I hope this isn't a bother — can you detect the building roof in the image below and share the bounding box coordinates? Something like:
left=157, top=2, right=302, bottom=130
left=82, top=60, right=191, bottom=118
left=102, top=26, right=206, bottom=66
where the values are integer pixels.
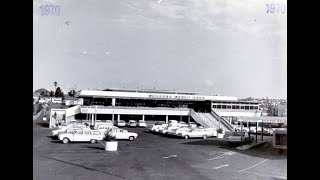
left=103, top=88, right=200, bottom=95
left=76, top=89, right=238, bottom=101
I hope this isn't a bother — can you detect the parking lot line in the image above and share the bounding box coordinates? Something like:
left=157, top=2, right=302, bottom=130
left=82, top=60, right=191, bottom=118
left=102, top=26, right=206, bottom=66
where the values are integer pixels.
left=238, top=157, right=271, bottom=173
left=163, top=155, right=178, bottom=159
left=208, top=151, right=235, bottom=161
left=213, top=164, right=229, bottom=169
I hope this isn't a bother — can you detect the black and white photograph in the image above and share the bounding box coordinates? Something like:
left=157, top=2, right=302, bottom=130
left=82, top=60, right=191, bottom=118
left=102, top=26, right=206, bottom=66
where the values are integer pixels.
left=33, top=0, right=287, bottom=179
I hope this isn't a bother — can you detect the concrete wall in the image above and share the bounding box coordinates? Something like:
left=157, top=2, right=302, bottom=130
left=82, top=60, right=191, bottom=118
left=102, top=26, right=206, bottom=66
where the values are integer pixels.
left=80, top=106, right=190, bottom=116
left=213, top=109, right=261, bottom=117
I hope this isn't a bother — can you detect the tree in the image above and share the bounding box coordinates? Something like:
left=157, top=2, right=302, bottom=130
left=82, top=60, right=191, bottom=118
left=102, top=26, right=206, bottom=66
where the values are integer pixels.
left=54, top=81, right=58, bottom=90
left=55, top=87, right=65, bottom=100
left=68, top=90, right=76, bottom=99
left=50, top=91, right=54, bottom=97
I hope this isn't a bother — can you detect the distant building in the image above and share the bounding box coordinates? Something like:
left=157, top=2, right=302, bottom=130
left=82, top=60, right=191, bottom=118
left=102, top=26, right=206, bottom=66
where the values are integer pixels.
left=33, top=93, right=40, bottom=104
left=277, top=104, right=287, bottom=117
left=39, top=97, right=62, bottom=104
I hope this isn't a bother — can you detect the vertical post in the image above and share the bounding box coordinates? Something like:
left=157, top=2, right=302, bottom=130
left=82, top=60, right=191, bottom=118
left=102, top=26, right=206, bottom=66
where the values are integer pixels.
left=261, top=122, right=264, bottom=141
left=248, top=121, right=251, bottom=145
left=188, top=116, right=190, bottom=123
left=166, top=115, right=168, bottom=123
left=112, top=98, right=115, bottom=126
left=91, top=114, right=94, bottom=126
left=142, top=115, right=145, bottom=121
left=118, top=114, right=120, bottom=121
left=256, top=121, right=258, bottom=143
left=240, top=120, right=243, bottom=148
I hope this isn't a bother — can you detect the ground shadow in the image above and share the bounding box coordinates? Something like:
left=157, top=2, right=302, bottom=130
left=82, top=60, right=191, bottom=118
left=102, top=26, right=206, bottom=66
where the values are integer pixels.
left=41, top=155, right=132, bottom=180
left=83, top=146, right=105, bottom=150
left=36, top=122, right=49, bottom=128
left=183, top=139, right=287, bottom=159
left=46, top=135, right=58, bottom=140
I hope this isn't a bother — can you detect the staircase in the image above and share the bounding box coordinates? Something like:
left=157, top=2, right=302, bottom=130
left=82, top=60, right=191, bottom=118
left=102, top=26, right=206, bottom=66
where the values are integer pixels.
left=210, top=111, right=234, bottom=131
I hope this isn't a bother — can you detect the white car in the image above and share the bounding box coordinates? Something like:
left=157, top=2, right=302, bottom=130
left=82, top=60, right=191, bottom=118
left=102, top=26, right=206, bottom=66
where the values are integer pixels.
left=188, top=122, right=197, bottom=128
left=160, top=126, right=179, bottom=135
left=104, top=127, right=121, bottom=137
left=115, top=120, right=126, bottom=127
left=149, top=123, right=168, bottom=132
left=95, top=124, right=117, bottom=133
left=137, top=120, right=147, bottom=127
left=178, top=122, right=189, bottom=128
left=108, top=129, right=138, bottom=141
left=94, top=120, right=113, bottom=129
left=177, top=129, right=214, bottom=139
left=58, top=130, right=104, bottom=144
left=127, top=120, right=137, bottom=127
left=52, top=123, right=88, bottom=136
left=168, top=127, right=192, bottom=136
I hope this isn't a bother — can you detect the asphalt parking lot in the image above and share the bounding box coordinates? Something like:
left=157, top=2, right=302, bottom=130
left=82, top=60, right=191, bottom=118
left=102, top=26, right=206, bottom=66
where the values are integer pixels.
left=33, top=119, right=287, bottom=180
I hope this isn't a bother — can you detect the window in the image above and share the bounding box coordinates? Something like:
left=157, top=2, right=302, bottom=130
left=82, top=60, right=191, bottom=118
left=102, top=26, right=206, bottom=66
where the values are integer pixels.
left=92, top=131, right=100, bottom=135
left=250, top=106, right=254, bottom=110
left=84, top=131, right=91, bottom=135
left=255, top=106, right=258, bottom=109
left=227, top=105, right=231, bottom=109
left=217, top=105, right=221, bottom=109
left=245, top=106, right=249, bottom=110
left=222, top=105, right=226, bottom=109
left=76, top=131, right=83, bottom=134
left=212, top=105, right=217, bottom=108
left=232, top=105, right=240, bottom=109
left=240, top=106, right=244, bottom=109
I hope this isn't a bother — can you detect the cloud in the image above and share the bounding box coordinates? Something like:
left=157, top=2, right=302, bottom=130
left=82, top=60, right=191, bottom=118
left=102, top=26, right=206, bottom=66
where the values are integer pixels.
left=204, top=80, right=214, bottom=87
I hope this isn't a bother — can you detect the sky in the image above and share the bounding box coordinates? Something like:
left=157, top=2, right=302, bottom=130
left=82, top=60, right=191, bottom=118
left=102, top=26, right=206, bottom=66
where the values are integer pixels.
left=33, top=0, right=287, bottom=99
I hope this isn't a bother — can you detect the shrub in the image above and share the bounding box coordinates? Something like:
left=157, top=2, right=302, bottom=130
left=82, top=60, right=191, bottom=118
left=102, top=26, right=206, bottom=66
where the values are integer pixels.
left=217, top=128, right=223, bottom=134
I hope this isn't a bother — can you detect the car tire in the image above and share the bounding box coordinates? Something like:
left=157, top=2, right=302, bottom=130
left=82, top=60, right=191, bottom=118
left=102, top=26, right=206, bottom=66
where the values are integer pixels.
left=62, top=138, right=69, bottom=144
left=90, top=139, right=96, bottom=144
left=129, top=136, right=134, bottom=141
left=184, top=135, right=189, bottom=139
left=203, top=135, right=207, bottom=139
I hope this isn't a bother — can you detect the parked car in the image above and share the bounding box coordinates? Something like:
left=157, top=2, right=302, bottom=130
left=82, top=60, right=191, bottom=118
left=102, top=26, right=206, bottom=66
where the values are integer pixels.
left=167, top=127, right=192, bottom=136
left=127, top=120, right=137, bottom=127
left=154, top=121, right=166, bottom=125
left=178, top=122, right=189, bottom=128
left=149, top=123, right=168, bottom=132
left=94, top=120, right=113, bottom=129
left=177, top=129, right=213, bottom=139
left=52, top=123, right=88, bottom=136
left=57, top=127, right=91, bottom=136
left=58, top=130, right=104, bottom=144
left=108, top=129, right=138, bottom=141
left=226, top=131, right=254, bottom=143
left=115, top=120, right=126, bottom=127
left=95, top=124, right=117, bottom=133
left=104, top=127, right=121, bottom=137
left=256, top=127, right=274, bottom=136
left=188, top=122, right=197, bottom=128
left=160, top=126, right=180, bottom=135
left=137, top=120, right=147, bottom=127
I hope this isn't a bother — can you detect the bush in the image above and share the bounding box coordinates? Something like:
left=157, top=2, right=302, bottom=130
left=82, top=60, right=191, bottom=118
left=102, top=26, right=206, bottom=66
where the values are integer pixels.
left=106, top=134, right=117, bottom=141
left=217, top=128, right=223, bottom=134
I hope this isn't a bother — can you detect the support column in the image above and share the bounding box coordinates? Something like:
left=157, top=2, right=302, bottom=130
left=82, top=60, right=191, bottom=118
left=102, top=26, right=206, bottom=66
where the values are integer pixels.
left=248, top=122, right=251, bottom=145
left=240, top=120, right=243, bottom=148
left=247, top=121, right=249, bottom=128
left=256, top=122, right=258, bottom=143
left=166, top=115, right=168, bottom=123
left=91, top=114, right=94, bottom=126
left=188, top=116, right=190, bottom=123
left=180, top=116, right=182, bottom=122
left=261, top=122, right=264, bottom=141
left=117, top=114, right=120, bottom=121
left=142, top=115, right=145, bottom=121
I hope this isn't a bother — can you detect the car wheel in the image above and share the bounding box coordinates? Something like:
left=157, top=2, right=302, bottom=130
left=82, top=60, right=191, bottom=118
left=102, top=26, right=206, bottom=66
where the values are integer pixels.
left=203, top=135, right=207, bottom=139
left=62, top=138, right=69, bottom=144
left=184, top=135, right=189, bottom=139
left=90, top=139, right=96, bottom=144
left=129, top=136, right=134, bottom=141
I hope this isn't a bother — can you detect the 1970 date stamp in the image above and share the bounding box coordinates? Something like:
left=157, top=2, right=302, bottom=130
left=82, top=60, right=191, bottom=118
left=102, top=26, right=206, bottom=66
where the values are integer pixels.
left=39, top=4, right=60, bottom=16
left=266, top=3, right=286, bottom=14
